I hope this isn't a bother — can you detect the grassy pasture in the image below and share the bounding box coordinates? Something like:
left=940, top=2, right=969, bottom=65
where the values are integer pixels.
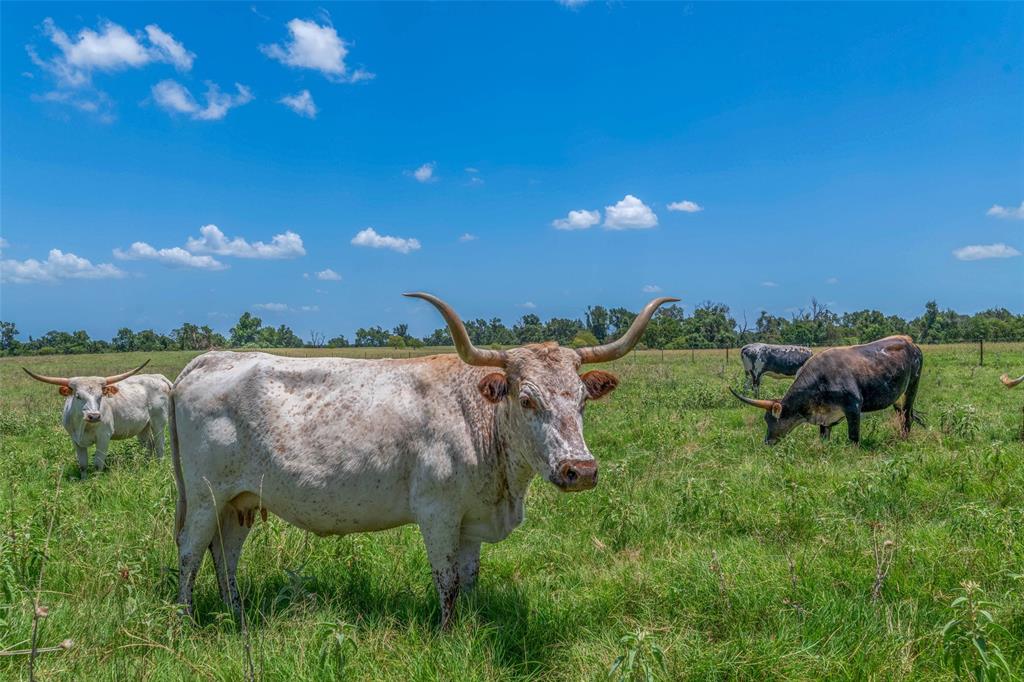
left=1, top=344, right=1022, bottom=680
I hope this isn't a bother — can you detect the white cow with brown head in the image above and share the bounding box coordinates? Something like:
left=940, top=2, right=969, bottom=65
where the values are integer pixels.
left=170, top=293, right=676, bottom=627
left=24, top=360, right=172, bottom=478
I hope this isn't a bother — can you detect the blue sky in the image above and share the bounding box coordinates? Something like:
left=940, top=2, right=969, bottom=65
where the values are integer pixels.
left=2, top=2, right=1022, bottom=341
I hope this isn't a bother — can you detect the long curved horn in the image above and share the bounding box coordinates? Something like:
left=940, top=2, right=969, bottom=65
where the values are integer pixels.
left=22, top=367, right=70, bottom=387
left=403, top=293, right=506, bottom=367
left=729, top=387, right=780, bottom=412
left=104, top=360, right=150, bottom=385
left=575, top=297, right=680, bottom=364
left=1001, top=373, right=1024, bottom=388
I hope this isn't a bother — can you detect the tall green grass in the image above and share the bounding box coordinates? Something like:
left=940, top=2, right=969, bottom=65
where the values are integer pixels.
left=1, top=345, right=1022, bottom=680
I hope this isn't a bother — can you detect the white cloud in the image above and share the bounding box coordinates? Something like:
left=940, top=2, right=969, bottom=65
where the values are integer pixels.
left=552, top=209, right=600, bottom=230
left=351, top=227, right=421, bottom=254
left=254, top=302, right=289, bottom=312
left=261, top=18, right=373, bottom=83
left=642, top=284, right=662, bottom=293
left=458, top=233, right=478, bottom=242
left=279, top=89, right=317, bottom=118
left=185, top=224, right=305, bottom=259
left=113, top=242, right=226, bottom=270
left=0, top=238, right=8, bottom=250
left=557, top=0, right=590, bottom=8
left=408, top=162, right=437, bottom=183
left=986, top=202, right=1024, bottom=220
left=952, top=243, right=1022, bottom=261
left=29, top=19, right=193, bottom=88
left=825, top=277, right=839, bottom=285
left=464, top=167, right=479, bottom=174
left=316, top=268, right=341, bottom=281
left=667, top=200, right=703, bottom=213
left=760, top=281, right=778, bottom=287
left=253, top=302, right=318, bottom=312
left=604, top=195, right=658, bottom=230
left=152, top=80, right=253, bottom=121
left=2, top=249, right=125, bottom=284
left=144, top=25, right=195, bottom=71
left=518, top=301, right=537, bottom=309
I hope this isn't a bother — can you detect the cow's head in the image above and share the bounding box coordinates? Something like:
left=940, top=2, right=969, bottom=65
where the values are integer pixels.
left=23, top=361, right=150, bottom=423
left=729, top=388, right=803, bottom=444
left=406, top=293, right=677, bottom=492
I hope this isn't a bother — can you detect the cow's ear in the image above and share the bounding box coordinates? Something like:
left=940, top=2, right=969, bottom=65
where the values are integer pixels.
left=477, top=373, right=508, bottom=403
left=102, top=385, right=119, bottom=396
left=771, top=402, right=782, bottom=418
left=581, top=370, right=619, bottom=400
left=59, top=386, right=73, bottom=397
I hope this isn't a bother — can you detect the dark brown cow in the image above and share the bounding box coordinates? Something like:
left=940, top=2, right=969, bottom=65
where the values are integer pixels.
left=731, top=335, right=923, bottom=444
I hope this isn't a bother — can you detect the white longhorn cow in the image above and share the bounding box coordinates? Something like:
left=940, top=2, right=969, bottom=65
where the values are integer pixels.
left=23, top=360, right=172, bottom=479
left=170, top=293, right=676, bottom=627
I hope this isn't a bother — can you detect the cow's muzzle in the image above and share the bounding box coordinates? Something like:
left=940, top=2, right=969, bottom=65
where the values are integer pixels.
left=84, top=412, right=102, bottom=423
left=553, top=459, right=598, bottom=492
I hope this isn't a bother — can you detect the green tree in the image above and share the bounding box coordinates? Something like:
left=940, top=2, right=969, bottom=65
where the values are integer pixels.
left=230, top=312, right=263, bottom=346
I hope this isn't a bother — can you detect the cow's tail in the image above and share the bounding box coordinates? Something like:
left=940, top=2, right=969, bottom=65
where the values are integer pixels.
left=169, top=389, right=186, bottom=544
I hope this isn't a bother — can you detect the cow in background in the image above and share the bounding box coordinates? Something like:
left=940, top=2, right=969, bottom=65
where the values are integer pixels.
left=24, top=360, right=172, bottom=478
left=740, top=343, right=813, bottom=397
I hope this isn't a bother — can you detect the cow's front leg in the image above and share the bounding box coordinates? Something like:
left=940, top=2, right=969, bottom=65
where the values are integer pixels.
left=456, top=538, right=482, bottom=593
left=819, top=425, right=831, bottom=441
left=418, top=516, right=462, bottom=630
left=93, top=431, right=112, bottom=473
left=75, top=445, right=89, bottom=480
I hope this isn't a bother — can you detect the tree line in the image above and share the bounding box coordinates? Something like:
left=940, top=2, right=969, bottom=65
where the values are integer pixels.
left=2, top=300, right=1023, bottom=357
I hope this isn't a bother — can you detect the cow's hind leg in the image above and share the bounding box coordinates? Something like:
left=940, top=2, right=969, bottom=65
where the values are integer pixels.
left=819, top=425, right=831, bottom=440
left=752, top=374, right=762, bottom=399
left=900, top=370, right=922, bottom=438
left=456, top=537, right=481, bottom=593
left=177, top=501, right=220, bottom=620
left=209, top=506, right=251, bottom=616
left=150, top=410, right=168, bottom=460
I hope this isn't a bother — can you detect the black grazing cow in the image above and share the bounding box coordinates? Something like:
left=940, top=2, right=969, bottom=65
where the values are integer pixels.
left=740, top=343, right=813, bottom=397
left=731, top=335, right=923, bottom=444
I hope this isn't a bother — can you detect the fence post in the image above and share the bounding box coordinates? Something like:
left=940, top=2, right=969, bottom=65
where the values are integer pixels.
left=726, top=347, right=729, bottom=363
left=979, top=339, right=984, bottom=367
left=691, top=348, right=695, bottom=363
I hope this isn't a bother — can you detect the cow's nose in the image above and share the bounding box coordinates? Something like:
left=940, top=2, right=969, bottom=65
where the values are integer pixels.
left=85, top=412, right=101, bottom=422
left=555, top=459, right=597, bottom=492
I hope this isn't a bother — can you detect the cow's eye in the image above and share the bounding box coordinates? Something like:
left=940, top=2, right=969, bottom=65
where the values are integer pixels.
left=519, top=395, right=536, bottom=410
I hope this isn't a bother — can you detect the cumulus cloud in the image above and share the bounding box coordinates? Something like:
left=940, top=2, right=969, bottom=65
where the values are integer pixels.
left=351, top=227, right=421, bottom=254
left=557, top=0, right=590, bottom=8
left=152, top=80, right=253, bottom=121
left=952, top=243, right=1022, bottom=261
left=407, top=162, right=437, bottom=183
left=316, top=268, right=341, bottom=281
left=113, top=242, right=226, bottom=270
left=604, top=195, right=658, bottom=230
left=2, top=248, right=125, bottom=284
left=458, top=233, right=478, bottom=242
left=518, top=301, right=537, bottom=309
left=826, top=277, right=839, bottom=285
left=642, top=284, right=662, bottom=293
left=186, top=224, right=305, bottom=259
left=552, top=209, right=600, bottom=230
left=667, top=200, right=703, bottom=213
left=261, top=18, right=373, bottom=83
left=760, top=281, right=778, bottom=287
left=986, top=202, right=1024, bottom=220
left=28, top=18, right=193, bottom=88
left=279, top=89, right=317, bottom=118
